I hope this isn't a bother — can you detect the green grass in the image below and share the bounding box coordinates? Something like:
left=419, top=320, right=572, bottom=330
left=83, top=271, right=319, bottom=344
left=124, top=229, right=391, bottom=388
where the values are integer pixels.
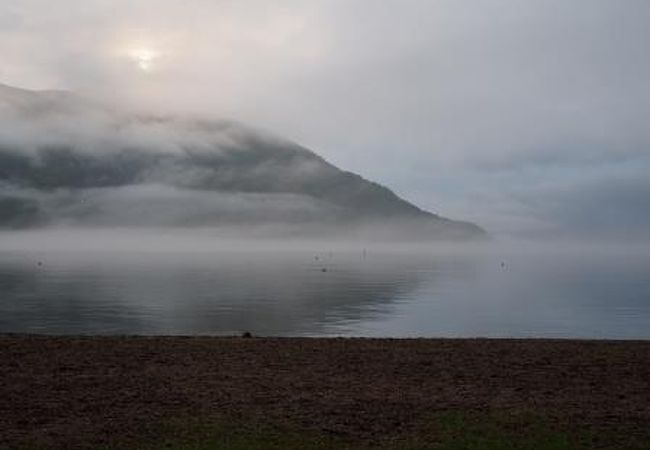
left=417, top=412, right=582, bottom=450
left=15, top=412, right=647, bottom=450
left=102, top=413, right=592, bottom=450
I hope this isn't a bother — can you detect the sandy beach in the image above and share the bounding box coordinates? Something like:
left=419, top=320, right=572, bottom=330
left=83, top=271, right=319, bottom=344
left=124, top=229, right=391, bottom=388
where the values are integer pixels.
left=1, top=336, right=649, bottom=449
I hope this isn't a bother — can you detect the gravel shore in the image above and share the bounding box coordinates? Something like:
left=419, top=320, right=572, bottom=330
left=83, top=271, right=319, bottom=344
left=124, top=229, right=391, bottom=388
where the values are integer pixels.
left=1, top=336, right=649, bottom=449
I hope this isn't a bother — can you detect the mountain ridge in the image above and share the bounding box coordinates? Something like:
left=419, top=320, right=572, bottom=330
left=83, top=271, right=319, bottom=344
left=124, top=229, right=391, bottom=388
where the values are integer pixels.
left=0, top=83, right=485, bottom=239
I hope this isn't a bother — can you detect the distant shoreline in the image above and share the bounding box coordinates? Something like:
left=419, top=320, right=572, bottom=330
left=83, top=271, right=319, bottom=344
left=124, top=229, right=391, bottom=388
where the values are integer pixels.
left=2, top=333, right=650, bottom=341
left=2, top=336, right=649, bottom=449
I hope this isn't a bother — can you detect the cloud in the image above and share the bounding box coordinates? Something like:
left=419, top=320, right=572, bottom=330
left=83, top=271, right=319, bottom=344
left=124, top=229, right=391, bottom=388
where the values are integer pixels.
left=0, top=184, right=339, bottom=227
left=522, top=168, right=650, bottom=240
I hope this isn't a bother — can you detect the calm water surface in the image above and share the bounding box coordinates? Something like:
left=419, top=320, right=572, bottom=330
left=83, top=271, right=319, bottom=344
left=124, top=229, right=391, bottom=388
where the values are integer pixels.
left=1, top=244, right=649, bottom=338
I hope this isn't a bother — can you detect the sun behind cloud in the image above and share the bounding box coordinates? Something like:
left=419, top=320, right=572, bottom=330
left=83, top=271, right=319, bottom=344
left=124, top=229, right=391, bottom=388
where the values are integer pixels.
left=128, top=47, right=161, bottom=72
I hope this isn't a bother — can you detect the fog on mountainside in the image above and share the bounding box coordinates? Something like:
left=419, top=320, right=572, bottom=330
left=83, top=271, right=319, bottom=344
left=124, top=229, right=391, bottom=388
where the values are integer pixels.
left=0, top=84, right=484, bottom=240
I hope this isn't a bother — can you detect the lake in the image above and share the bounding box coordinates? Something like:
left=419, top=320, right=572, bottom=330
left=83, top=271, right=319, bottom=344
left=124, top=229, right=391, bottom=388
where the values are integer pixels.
left=1, top=232, right=649, bottom=338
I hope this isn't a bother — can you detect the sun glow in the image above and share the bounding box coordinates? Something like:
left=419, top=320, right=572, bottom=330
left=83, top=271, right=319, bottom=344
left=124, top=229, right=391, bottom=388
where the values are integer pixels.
left=128, top=47, right=161, bottom=72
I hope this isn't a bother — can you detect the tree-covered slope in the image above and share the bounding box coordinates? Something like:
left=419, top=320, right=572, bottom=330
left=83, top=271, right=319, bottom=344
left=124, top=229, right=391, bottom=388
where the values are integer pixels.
left=0, top=83, right=485, bottom=239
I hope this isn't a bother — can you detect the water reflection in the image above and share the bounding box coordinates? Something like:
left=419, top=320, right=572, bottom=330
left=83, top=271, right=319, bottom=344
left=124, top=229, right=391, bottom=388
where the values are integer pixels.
left=0, top=251, right=435, bottom=335
left=1, top=247, right=649, bottom=338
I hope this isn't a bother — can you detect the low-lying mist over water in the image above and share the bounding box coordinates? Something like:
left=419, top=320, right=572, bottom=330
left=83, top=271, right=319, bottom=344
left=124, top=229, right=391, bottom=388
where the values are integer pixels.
left=0, top=82, right=648, bottom=340
left=1, top=231, right=649, bottom=339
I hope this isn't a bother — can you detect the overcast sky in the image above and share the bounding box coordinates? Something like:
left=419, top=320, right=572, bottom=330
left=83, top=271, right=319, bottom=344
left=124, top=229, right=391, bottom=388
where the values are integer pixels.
left=1, top=0, right=649, bottom=239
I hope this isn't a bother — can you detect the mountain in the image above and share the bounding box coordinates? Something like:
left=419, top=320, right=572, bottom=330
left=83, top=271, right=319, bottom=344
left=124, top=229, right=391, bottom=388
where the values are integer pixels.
left=0, top=83, right=485, bottom=239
